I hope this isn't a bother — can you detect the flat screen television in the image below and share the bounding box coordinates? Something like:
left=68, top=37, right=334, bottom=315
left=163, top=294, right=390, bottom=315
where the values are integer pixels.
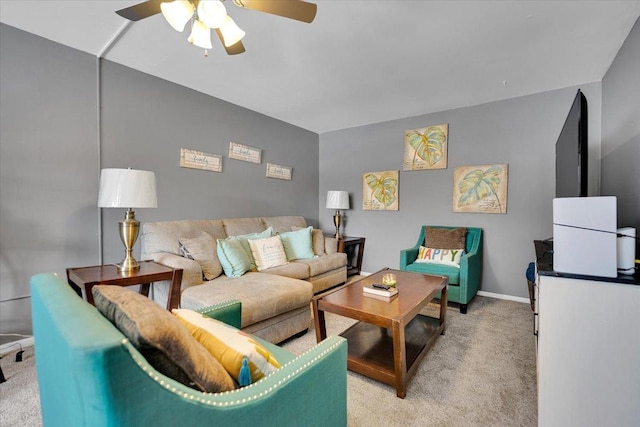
left=555, top=90, right=588, bottom=197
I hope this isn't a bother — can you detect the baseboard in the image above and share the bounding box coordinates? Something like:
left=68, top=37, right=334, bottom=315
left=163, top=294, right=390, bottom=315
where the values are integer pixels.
left=0, top=336, right=34, bottom=356
left=477, top=290, right=529, bottom=304
left=362, top=272, right=529, bottom=304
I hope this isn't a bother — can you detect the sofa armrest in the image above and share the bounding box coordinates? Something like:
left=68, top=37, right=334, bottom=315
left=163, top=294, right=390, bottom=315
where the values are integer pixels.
left=399, top=247, right=419, bottom=269
left=149, top=253, right=203, bottom=289
left=197, top=300, right=242, bottom=329
left=324, top=236, right=339, bottom=254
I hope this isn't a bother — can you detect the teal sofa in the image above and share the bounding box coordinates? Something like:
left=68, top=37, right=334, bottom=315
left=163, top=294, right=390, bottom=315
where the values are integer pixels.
left=400, top=226, right=483, bottom=313
left=30, top=273, right=348, bottom=426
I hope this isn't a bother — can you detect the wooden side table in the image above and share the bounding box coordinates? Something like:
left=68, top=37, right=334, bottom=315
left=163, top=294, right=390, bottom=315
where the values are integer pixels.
left=66, top=261, right=183, bottom=310
left=337, top=236, right=365, bottom=276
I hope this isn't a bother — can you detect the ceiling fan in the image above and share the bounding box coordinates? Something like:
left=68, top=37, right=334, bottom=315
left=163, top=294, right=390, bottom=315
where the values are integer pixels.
left=116, top=0, right=317, bottom=56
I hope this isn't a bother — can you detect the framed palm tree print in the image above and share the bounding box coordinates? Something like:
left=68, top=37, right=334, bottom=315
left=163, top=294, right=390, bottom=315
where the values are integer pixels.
left=363, top=170, right=399, bottom=211
left=403, top=124, right=448, bottom=171
left=453, top=164, right=508, bottom=214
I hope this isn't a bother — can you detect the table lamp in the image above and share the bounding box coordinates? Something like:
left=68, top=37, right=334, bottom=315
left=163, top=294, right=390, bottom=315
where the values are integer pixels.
left=326, top=190, right=349, bottom=239
left=98, top=168, right=157, bottom=272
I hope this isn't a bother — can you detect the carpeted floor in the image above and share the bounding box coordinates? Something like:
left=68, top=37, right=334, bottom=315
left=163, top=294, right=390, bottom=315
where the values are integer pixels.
left=0, top=295, right=537, bottom=426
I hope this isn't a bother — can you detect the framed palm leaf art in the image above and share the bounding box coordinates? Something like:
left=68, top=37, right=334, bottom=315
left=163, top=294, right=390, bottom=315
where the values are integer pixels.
left=363, top=170, right=399, bottom=211
left=403, top=124, right=448, bottom=171
left=453, top=164, right=508, bottom=214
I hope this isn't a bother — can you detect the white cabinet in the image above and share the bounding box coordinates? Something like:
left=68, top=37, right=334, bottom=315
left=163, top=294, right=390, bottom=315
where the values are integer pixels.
left=537, top=274, right=640, bottom=426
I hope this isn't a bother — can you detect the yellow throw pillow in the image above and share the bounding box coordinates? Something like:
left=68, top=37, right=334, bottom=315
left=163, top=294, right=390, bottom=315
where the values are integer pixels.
left=173, top=309, right=281, bottom=385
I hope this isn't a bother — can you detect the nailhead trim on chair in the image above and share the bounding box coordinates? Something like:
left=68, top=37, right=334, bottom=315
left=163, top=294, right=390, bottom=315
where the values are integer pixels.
left=197, top=300, right=240, bottom=313
left=122, top=336, right=343, bottom=406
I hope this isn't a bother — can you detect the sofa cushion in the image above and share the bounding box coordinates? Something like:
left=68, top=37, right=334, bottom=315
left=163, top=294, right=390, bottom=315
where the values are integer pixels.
left=416, top=246, right=464, bottom=266
left=294, top=252, right=347, bottom=277
left=180, top=272, right=313, bottom=327
left=217, top=237, right=252, bottom=277
left=92, top=285, right=235, bottom=393
left=223, top=217, right=266, bottom=236
left=173, top=309, right=281, bottom=385
left=179, top=232, right=223, bottom=280
left=404, top=262, right=461, bottom=285
left=249, top=236, right=288, bottom=271
left=260, top=261, right=310, bottom=279
left=280, top=226, right=315, bottom=260
left=262, top=216, right=307, bottom=234
left=425, top=227, right=467, bottom=249
left=141, top=219, right=226, bottom=258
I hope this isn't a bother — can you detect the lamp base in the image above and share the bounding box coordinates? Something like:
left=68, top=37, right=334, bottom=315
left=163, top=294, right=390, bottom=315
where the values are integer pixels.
left=118, top=209, right=141, bottom=273
left=333, top=210, right=342, bottom=240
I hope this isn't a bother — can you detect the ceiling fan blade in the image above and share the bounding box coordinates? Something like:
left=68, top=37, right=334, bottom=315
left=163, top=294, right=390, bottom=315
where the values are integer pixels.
left=116, top=0, right=163, bottom=21
left=232, top=0, right=317, bottom=23
left=215, top=29, right=246, bottom=55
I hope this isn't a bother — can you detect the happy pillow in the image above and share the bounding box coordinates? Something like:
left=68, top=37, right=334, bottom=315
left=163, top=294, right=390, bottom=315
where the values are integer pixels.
left=416, top=246, right=464, bottom=267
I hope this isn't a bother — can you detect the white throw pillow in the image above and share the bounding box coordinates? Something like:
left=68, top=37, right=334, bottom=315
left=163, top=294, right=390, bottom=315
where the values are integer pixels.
left=248, top=236, right=288, bottom=271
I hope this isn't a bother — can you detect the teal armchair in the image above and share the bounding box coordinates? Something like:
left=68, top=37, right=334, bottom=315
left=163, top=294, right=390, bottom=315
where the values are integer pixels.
left=30, top=273, right=347, bottom=427
left=400, top=226, right=482, bottom=313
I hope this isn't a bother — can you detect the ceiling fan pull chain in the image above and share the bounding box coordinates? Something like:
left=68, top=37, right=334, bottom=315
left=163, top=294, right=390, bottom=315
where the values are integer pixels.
left=204, top=49, right=209, bottom=57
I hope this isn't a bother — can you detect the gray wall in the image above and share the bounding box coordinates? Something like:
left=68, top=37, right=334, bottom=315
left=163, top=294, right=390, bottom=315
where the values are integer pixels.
left=0, top=24, right=319, bottom=342
left=0, top=25, right=99, bottom=339
left=319, top=84, right=602, bottom=299
left=601, top=17, right=640, bottom=254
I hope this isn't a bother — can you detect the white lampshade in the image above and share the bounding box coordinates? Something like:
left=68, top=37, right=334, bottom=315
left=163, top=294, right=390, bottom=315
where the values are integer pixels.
left=188, top=19, right=213, bottom=49
left=160, top=0, right=195, bottom=32
left=197, top=0, right=227, bottom=29
left=326, top=191, right=349, bottom=210
left=98, top=169, right=158, bottom=209
left=218, top=15, right=245, bottom=47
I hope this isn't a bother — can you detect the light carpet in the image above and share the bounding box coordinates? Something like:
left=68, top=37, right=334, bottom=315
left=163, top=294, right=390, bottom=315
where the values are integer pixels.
left=0, top=296, right=536, bottom=426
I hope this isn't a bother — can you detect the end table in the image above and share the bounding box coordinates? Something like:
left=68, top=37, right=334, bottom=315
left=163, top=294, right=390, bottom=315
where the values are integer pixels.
left=66, top=261, right=183, bottom=310
left=337, top=236, right=365, bottom=276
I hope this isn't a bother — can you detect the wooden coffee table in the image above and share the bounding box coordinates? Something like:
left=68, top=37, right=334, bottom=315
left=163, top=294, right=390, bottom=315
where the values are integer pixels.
left=312, top=268, right=447, bottom=398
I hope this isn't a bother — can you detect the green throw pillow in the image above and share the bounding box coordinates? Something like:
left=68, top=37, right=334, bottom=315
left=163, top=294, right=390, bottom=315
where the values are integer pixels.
left=216, top=237, right=251, bottom=277
left=279, top=226, right=315, bottom=261
left=236, top=227, right=273, bottom=270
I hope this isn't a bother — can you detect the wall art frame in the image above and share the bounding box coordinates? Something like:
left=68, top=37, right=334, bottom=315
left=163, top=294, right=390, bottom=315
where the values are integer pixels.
left=229, top=142, right=262, bottom=164
left=453, top=163, right=508, bottom=214
left=363, top=170, right=399, bottom=211
left=266, top=163, right=292, bottom=180
left=403, top=123, right=449, bottom=171
left=179, top=148, right=222, bottom=172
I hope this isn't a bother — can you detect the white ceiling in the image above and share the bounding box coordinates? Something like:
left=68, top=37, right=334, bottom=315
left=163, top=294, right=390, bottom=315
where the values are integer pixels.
left=1, top=1, right=639, bottom=134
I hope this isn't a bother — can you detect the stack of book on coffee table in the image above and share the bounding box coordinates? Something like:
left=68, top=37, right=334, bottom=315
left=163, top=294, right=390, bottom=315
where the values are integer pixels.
left=363, top=283, right=398, bottom=301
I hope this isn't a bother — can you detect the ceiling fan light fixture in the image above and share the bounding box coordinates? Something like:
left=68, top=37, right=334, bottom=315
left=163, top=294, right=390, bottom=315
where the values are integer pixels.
left=187, top=19, right=213, bottom=49
left=160, top=0, right=195, bottom=32
left=197, top=0, right=227, bottom=29
left=219, top=15, right=245, bottom=47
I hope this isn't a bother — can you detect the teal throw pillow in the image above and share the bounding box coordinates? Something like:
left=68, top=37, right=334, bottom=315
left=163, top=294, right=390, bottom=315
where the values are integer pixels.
left=279, top=226, right=315, bottom=261
left=217, top=237, right=251, bottom=277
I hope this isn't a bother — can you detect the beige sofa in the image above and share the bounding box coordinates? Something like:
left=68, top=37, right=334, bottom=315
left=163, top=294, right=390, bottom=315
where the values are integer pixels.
left=140, top=216, right=347, bottom=343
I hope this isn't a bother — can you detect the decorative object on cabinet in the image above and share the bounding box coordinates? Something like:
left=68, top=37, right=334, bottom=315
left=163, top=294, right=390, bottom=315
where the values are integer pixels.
left=403, top=124, right=448, bottom=171
left=326, top=190, right=350, bottom=239
left=98, top=168, right=157, bottom=272
left=453, top=164, right=508, bottom=214
left=363, top=170, right=399, bottom=211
